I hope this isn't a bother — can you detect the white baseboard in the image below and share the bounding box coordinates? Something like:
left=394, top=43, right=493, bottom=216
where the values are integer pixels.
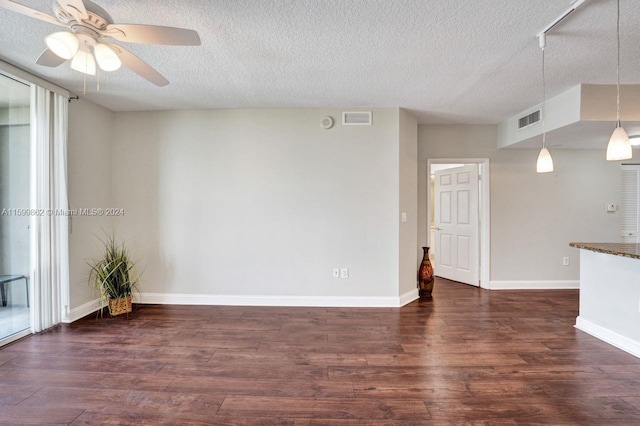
left=60, top=291, right=418, bottom=322
left=138, top=292, right=416, bottom=308
left=489, top=280, right=579, bottom=290
left=62, top=298, right=101, bottom=323
left=575, top=316, right=640, bottom=359
left=399, top=289, right=420, bottom=306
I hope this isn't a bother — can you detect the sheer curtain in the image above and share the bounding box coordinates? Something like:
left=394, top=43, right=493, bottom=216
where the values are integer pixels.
left=29, top=86, right=69, bottom=333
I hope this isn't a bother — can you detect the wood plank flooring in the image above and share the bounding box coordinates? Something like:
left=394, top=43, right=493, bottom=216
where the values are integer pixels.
left=1, top=278, right=640, bottom=424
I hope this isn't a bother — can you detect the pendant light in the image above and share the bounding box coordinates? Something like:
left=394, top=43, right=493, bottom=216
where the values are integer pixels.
left=537, top=34, right=553, bottom=173
left=606, top=0, right=632, bottom=161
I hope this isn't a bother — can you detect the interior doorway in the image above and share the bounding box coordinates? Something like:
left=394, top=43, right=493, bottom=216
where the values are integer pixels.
left=427, top=159, right=490, bottom=289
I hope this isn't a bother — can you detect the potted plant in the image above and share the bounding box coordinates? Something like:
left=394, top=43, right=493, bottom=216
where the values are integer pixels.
left=88, top=234, right=140, bottom=316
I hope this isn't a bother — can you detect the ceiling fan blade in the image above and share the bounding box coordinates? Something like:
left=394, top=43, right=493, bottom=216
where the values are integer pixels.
left=56, top=0, right=87, bottom=20
left=104, top=24, right=201, bottom=46
left=108, top=44, right=169, bottom=87
left=0, top=0, right=64, bottom=27
left=36, top=48, right=67, bottom=67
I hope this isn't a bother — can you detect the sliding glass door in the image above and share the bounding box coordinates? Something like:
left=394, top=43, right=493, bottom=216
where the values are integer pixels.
left=0, top=72, right=31, bottom=343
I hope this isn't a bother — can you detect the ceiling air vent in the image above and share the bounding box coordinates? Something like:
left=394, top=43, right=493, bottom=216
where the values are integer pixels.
left=518, top=110, right=540, bottom=129
left=342, top=111, right=372, bottom=126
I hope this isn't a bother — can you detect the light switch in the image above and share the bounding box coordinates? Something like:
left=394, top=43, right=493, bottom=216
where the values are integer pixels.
left=401, top=212, right=407, bottom=222
left=340, top=268, right=349, bottom=279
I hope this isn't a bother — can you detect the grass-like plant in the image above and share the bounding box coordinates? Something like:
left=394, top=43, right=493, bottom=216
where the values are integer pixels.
left=88, top=233, right=140, bottom=313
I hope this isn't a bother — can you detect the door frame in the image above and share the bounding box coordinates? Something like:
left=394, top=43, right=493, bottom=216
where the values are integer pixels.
left=427, top=158, right=490, bottom=289
left=0, top=70, right=33, bottom=347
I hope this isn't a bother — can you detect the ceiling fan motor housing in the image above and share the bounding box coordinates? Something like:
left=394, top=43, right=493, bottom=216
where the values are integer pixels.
left=55, top=6, right=111, bottom=34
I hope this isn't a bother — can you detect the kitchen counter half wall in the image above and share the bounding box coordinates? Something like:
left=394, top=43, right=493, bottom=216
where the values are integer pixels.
left=569, top=242, right=640, bottom=260
left=571, top=242, right=640, bottom=359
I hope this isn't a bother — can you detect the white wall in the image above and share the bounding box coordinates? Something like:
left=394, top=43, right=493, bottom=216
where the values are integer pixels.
left=111, top=108, right=415, bottom=305
left=576, top=249, right=640, bottom=358
left=67, top=98, right=114, bottom=313
left=418, top=124, right=622, bottom=286
left=398, top=109, right=418, bottom=298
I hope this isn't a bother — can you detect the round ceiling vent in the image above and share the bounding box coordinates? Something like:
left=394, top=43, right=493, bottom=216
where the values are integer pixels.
left=320, top=116, right=334, bottom=129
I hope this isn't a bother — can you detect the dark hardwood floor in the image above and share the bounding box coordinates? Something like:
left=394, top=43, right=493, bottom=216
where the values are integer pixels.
left=1, top=278, right=640, bottom=424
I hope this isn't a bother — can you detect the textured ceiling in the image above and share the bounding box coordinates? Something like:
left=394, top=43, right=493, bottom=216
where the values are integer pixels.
left=0, top=0, right=639, bottom=125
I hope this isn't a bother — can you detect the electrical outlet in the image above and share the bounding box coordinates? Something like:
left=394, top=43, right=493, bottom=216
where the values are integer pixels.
left=332, top=268, right=340, bottom=278
left=562, top=257, right=570, bottom=266
left=340, top=267, right=349, bottom=279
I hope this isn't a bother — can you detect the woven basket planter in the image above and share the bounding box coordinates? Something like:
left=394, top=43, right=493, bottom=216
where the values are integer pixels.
left=108, top=296, right=132, bottom=316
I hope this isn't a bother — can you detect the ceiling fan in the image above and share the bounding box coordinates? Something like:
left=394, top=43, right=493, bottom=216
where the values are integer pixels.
left=0, top=0, right=201, bottom=86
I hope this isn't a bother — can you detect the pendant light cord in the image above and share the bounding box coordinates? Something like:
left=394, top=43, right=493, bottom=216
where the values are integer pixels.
left=616, top=0, right=621, bottom=127
left=542, top=47, right=546, bottom=148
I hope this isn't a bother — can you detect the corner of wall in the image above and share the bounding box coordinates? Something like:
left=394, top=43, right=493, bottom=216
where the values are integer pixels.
left=67, top=98, right=116, bottom=311
left=398, top=109, right=419, bottom=297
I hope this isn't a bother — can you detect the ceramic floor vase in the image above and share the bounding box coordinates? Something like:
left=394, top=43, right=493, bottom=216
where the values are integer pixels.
left=418, top=246, right=434, bottom=297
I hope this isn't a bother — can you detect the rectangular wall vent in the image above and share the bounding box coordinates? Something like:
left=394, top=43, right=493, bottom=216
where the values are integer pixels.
left=342, top=111, right=372, bottom=126
left=517, top=110, right=540, bottom=129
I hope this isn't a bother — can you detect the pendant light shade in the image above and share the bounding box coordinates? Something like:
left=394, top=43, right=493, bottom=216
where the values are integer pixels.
left=537, top=147, right=554, bottom=173
left=70, top=50, right=96, bottom=76
left=94, top=43, right=121, bottom=72
left=606, top=0, right=632, bottom=161
left=45, top=31, right=79, bottom=60
left=606, top=125, right=632, bottom=160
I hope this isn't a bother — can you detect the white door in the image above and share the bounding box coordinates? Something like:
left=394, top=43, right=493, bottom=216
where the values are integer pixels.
left=434, top=164, right=479, bottom=286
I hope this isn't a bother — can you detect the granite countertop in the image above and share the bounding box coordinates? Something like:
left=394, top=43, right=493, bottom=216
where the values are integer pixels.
left=569, top=242, right=640, bottom=260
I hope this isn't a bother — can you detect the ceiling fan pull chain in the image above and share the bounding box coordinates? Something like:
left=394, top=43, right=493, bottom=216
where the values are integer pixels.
left=97, top=67, right=100, bottom=92
left=83, top=73, right=86, bottom=95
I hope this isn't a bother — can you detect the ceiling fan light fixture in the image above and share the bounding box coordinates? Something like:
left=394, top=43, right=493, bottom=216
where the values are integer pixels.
left=0, top=0, right=200, bottom=87
left=606, top=126, right=632, bottom=160
left=70, top=50, right=96, bottom=76
left=45, top=31, right=79, bottom=60
left=94, top=43, right=121, bottom=71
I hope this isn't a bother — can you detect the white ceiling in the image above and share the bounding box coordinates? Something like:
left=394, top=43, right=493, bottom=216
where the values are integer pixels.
left=1, top=0, right=639, bottom=126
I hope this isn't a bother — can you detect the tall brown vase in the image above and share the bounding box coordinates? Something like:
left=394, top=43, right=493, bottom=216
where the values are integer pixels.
left=418, top=246, right=434, bottom=297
